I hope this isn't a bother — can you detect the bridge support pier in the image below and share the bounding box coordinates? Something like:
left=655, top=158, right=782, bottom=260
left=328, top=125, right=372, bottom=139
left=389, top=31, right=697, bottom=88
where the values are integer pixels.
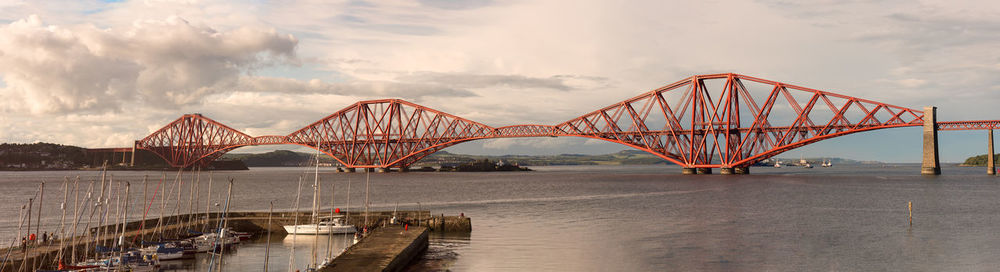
left=989, top=129, right=995, bottom=175
left=696, top=168, right=712, bottom=174
left=921, top=106, right=941, bottom=175
left=130, top=140, right=137, bottom=167
left=721, top=167, right=750, bottom=175
left=681, top=168, right=697, bottom=175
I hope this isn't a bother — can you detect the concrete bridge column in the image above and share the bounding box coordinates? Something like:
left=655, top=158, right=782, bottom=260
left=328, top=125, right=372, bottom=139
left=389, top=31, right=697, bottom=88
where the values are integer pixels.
left=921, top=106, right=941, bottom=175
left=681, top=168, right=696, bottom=175
left=989, top=129, right=995, bottom=175
left=130, top=140, right=138, bottom=167
left=720, top=167, right=734, bottom=175
left=345, top=167, right=356, bottom=172
left=696, top=168, right=713, bottom=174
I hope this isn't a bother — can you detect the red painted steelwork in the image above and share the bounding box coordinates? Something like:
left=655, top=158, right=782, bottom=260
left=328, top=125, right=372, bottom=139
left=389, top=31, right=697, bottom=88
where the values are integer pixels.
left=938, top=120, right=1000, bottom=131
left=136, top=114, right=253, bottom=168
left=134, top=73, right=1000, bottom=169
left=283, top=99, right=495, bottom=169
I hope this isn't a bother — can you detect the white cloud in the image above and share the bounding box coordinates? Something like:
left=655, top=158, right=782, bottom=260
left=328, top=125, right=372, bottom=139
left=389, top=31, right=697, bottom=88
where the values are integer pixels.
left=897, top=78, right=927, bottom=88
left=0, top=14, right=297, bottom=114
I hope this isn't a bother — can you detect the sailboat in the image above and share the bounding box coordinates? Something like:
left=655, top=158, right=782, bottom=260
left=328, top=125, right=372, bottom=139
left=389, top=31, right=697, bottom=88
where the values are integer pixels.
left=285, top=140, right=357, bottom=236
left=283, top=216, right=357, bottom=235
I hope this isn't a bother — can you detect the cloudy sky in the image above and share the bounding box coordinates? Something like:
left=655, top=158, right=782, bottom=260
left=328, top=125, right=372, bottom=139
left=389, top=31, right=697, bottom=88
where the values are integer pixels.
left=0, top=0, right=998, bottom=163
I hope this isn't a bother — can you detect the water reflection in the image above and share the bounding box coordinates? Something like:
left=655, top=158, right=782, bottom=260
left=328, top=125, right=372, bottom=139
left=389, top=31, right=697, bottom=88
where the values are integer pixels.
left=147, top=233, right=356, bottom=271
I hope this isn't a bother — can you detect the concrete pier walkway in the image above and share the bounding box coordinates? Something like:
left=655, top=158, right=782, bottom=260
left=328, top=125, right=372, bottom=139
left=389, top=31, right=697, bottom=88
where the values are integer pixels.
left=323, top=225, right=429, bottom=272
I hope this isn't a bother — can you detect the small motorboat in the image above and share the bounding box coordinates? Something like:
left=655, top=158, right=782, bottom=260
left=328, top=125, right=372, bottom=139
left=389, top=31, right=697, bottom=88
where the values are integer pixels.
left=284, top=216, right=357, bottom=235
left=140, top=243, right=186, bottom=260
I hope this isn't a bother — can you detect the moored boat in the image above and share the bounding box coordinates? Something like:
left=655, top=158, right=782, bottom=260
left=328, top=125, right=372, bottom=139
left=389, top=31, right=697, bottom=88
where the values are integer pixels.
left=283, top=216, right=357, bottom=235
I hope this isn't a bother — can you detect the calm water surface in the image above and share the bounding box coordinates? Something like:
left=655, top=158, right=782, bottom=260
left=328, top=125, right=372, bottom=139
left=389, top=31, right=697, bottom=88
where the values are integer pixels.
left=1, top=164, right=999, bottom=271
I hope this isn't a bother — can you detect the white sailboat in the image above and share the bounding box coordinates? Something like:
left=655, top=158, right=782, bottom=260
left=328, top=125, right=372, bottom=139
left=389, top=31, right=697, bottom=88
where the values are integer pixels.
left=283, top=216, right=357, bottom=235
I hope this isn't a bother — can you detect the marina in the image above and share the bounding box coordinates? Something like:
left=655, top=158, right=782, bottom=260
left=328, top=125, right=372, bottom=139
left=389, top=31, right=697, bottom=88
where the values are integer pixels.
left=0, top=208, right=460, bottom=271
left=0, top=165, right=471, bottom=272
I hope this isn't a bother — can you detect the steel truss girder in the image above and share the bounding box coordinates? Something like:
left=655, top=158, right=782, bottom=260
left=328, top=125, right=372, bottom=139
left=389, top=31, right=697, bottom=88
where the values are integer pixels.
left=135, top=73, right=1000, bottom=169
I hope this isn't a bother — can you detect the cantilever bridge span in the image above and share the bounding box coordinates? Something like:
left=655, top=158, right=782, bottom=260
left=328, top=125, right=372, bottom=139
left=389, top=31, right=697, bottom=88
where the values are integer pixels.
left=133, top=73, right=1000, bottom=173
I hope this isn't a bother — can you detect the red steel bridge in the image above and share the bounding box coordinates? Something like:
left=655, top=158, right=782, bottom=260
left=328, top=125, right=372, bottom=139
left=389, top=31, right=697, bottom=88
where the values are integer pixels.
left=132, top=73, right=1000, bottom=173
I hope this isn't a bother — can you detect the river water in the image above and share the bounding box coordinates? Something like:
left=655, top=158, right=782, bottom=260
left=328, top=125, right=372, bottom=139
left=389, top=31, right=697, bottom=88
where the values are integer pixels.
left=1, top=164, right=999, bottom=271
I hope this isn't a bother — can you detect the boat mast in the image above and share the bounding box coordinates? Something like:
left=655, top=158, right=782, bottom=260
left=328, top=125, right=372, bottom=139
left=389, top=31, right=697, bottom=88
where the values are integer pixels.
left=117, top=182, right=130, bottom=267
left=93, top=161, right=106, bottom=256
left=110, top=179, right=121, bottom=250
left=288, top=176, right=304, bottom=272
left=364, top=170, right=370, bottom=229
left=33, top=180, right=44, bottom=271
left=133, top=176, right=159, bottom=246
left=155, top=173, right=173, bottom=241
left=311, top=181, right=321, bottom=269
left=26, top=181, right=43, bottom=272
left=70, top=179, right=92, bottom=264
left=326, top=182, right=335, bottom=262
left=192, top=168, right=201, bottom=230
left=186, top=168, right=199, bottom=233
left=138, top=176, right=148, bottom=243
left=344, top=175, right=351, bottom=249
left=65, top=176, right=81, bottom=264
left=264, top=201, right=273, bottom=272
left=170, top=169, right=184, bottom=238
left=216, top=179, right=233, bottom=272
left=55, top=178, right=69, bottom=267
left=204, top=172, right=213, bottom=231
left=21, top=197, right=32, bottom=272
left=207, top=179, right=233, bottom=272
left=99, top=177, right=114, bottom=249
left=311, top=136, right=321, bottom=269
left=82, top=184, right=97, bottom=261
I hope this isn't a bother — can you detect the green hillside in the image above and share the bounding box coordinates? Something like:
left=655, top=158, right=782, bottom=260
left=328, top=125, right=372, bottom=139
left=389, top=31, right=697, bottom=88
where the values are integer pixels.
left=221, top=149, right=671, bottom=167
left=962, top=154, right=1000, bottom=166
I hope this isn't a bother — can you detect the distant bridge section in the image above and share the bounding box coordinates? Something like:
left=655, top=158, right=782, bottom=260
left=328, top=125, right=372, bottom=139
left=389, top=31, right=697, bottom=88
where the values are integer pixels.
left=938, top=120, right=1000, bottom=131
